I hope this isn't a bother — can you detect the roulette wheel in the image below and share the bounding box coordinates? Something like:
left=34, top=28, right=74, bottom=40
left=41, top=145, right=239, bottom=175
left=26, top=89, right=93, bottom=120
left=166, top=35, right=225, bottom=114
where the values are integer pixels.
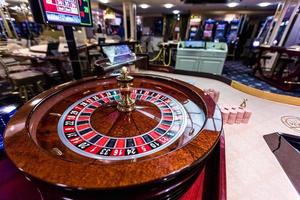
left=4, top=68, right=223, bottom=200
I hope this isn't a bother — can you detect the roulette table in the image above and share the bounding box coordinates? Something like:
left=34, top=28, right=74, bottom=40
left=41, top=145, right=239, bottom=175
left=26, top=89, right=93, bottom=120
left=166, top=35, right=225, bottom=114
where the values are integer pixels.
left=4, top=68, right=224, bottom=200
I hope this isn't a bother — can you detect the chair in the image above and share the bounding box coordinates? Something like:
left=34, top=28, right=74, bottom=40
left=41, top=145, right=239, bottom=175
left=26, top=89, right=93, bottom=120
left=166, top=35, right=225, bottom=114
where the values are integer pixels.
left=0, top=57, right=45, bottom=102
left=1, top=57, right=19, bottom=66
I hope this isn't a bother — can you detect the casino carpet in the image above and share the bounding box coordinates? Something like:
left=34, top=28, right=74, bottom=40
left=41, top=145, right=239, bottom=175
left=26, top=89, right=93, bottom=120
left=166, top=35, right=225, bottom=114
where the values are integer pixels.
left=0, top=157, right=41, bottom=200
left=222, top=61, right=300, bottom=97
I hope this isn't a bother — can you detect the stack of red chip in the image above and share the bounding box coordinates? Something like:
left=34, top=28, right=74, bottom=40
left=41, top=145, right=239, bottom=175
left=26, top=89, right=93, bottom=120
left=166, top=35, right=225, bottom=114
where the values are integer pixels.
left=220, top=106, right=252, bottom=125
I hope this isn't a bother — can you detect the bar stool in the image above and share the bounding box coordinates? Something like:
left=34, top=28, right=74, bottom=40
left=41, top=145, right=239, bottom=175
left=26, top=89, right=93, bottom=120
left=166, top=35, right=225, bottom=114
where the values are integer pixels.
left=9, top=71, right=44, bottom=101
left=0, top=58, right=45, bottom=102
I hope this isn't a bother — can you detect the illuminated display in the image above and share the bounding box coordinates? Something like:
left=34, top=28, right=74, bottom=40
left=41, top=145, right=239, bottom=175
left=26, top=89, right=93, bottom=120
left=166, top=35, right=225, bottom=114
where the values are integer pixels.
left=102, top=45, right=136, bottom=65
left=40, top=0, right=92, bottom=26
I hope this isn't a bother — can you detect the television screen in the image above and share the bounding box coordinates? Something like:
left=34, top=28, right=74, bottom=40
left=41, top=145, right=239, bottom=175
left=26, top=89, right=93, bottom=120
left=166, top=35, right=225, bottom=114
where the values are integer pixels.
left=38, top=0, right=92, bottom=27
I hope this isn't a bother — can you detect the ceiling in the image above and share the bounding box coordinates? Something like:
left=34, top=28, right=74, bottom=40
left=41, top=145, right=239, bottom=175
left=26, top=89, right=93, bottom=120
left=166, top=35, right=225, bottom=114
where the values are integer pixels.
left=3, top=0, right=281, bottom=15
left=95, top=0, right=281, bottom=15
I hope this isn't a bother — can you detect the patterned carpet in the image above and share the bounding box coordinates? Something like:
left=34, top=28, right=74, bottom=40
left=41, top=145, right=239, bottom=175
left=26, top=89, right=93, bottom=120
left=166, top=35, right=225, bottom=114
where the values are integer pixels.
left=222, top=61, right=300, bottom=98
left=0, top=106, right=17, bottom=152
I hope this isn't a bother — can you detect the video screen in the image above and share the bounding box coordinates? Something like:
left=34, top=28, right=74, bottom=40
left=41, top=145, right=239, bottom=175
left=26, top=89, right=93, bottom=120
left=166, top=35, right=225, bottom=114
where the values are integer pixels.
left=217, top=24, right=226, bottom=30
left=204, top=30, right=213, bottom=38
left=102, top=45, right=135, bottom=65
left=40, top=0, right=92, bottom=26
left=227, top=31, right=238, bottom=42
left=205, top=24, right=214, bottom=31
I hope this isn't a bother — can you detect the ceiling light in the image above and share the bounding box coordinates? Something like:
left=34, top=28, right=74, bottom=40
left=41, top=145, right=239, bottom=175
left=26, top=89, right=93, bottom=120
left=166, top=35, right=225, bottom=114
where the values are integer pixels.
left=164, top=3, right=174, bottom=9
left=173, top=10, right=180, bottom=14
left=99, top=0, right=109, bottom=3
left=140, top=4, right=150, bottom=9
left=104, top=8, right=115, bottom=19
left=227, top=2, right=239, bottom=8
left=258, top=2, right=271, bottom=7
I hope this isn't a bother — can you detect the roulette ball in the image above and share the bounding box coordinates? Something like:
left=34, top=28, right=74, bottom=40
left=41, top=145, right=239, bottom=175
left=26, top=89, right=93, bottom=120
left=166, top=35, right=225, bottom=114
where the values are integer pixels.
left=4, top=68, right=222, bottom=200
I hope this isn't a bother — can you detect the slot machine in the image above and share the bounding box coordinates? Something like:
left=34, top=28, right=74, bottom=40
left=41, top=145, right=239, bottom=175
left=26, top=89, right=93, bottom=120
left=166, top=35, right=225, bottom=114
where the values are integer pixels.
left=227, top=20, right=240, bottom=44
left=203, top=19, right=216, bottom=41
left=214, top=21, right=228, bottom=42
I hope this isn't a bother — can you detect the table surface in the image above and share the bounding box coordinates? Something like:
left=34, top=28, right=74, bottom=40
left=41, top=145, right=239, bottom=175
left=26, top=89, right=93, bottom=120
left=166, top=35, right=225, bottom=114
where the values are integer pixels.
left=141, top=70, right=300, bottom=200
left=29, top=43, right=90, bottom=54
left=11, top=48, right=46, bottom=58
left=8, top=48, right=70, bottom=61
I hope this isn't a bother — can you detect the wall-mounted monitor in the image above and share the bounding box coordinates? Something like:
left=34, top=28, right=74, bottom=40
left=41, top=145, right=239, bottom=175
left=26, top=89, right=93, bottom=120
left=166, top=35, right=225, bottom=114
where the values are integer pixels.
left=34, top=0, right=92, bottom=27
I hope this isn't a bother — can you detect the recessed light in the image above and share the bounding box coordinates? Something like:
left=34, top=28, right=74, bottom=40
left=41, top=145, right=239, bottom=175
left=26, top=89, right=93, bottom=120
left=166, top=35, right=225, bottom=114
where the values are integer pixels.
left=140, top=4, right=150, bottom=9
left=258, top=2, right=271, bottom=7
left=99, top=0, right=109, bottom=3
left=164, top=3, right=174, bottom=9
left=173, top=10, right=180, bottom=14
left=227, top=2, right=239, bottom=8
